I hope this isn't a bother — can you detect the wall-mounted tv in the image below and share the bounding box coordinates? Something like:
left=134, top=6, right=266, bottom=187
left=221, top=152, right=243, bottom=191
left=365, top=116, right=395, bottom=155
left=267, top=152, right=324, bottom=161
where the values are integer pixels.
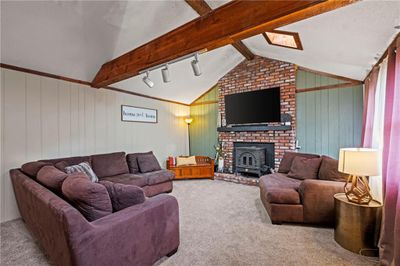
left=224, top=87, right=281, bottom=125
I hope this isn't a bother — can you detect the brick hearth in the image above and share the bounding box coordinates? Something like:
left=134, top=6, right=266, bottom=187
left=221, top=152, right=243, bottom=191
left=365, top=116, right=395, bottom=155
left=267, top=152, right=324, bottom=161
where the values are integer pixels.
left=214, top=172, right=259, bottom=186
left=218, top=56, right=297, bottom=173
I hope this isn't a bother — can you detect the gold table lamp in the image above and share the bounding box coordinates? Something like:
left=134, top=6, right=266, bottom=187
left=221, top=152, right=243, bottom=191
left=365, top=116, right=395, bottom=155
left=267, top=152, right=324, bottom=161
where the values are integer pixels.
left=338, top=148, right=380, bottom=205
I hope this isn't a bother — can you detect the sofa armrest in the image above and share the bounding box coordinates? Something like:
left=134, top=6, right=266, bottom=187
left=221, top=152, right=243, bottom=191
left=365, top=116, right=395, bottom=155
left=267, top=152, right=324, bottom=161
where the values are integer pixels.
left=299, top=179, right=344, bottom=224
left=68, top=194, right=179, bottom=266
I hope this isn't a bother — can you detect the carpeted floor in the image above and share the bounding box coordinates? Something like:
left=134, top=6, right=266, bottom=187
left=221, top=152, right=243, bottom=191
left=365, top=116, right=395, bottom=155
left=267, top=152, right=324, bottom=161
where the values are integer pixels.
left=1, top=180, right=377, bottom=266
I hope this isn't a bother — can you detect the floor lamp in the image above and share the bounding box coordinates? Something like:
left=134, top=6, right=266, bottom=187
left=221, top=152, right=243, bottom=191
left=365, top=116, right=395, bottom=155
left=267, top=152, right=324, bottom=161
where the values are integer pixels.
left=185, top=117, right=193, bottom=155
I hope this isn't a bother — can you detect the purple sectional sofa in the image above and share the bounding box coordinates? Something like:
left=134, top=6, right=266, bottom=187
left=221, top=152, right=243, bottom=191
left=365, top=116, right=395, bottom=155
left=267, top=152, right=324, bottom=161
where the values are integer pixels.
left=259, top=152, right=348, bottom=225
left=10, top=151, right=179, bottom=266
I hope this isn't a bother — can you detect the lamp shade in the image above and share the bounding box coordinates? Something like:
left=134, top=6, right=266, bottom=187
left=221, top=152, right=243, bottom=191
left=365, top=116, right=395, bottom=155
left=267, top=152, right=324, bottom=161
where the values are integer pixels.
left=184, top=118, right=193, bottom=124
left=338, top=148, right=380, bottom=176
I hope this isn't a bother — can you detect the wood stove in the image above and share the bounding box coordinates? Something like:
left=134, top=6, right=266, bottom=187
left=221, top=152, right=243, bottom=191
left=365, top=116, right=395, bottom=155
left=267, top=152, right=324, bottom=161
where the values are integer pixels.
left=233, top=142, right=274, bottom=177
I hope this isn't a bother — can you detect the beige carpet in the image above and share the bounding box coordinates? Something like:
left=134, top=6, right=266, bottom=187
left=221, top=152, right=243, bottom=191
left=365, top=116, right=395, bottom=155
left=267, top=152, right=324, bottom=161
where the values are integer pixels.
left=1, top=180, right=377, bottom=266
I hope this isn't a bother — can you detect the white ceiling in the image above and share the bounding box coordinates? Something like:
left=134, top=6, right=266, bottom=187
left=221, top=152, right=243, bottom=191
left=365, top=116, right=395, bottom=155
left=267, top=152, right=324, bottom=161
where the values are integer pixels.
left=1, top=1, right=399, bottom=104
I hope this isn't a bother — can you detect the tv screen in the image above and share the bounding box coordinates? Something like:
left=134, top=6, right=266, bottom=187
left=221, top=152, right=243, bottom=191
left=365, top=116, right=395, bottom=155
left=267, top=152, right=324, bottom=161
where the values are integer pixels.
left=224, top=88, right=281, bottom=125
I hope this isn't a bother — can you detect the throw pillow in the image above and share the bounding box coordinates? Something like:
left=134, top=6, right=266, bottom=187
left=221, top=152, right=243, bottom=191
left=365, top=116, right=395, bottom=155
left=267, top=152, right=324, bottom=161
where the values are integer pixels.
left=62, top=173, right=112, bottom=222
left=91, top=152, right=129, bottom=178
left=126, top=151, right=153, bottom=173
left=176, top=156, right=197, bottom=166
left=318, top=155, right=349, bottom=182
left=21, top=161, right=51, bottom=177
left=278, top=152, right=320, bottom=173
left=100, top=181, right=145, bottom=211
left=65, top=162, right=98, bottom=182
left=287, top=156, right=322, bottom=180
left=37, top=165, right=68, bottom=192
left=137, top=153, right=162, bottom=173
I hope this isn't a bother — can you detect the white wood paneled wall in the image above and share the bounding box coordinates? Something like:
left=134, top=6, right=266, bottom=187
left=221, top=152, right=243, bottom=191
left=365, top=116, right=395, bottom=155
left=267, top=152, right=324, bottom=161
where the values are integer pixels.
left=0, top=68, right=190, bottom=222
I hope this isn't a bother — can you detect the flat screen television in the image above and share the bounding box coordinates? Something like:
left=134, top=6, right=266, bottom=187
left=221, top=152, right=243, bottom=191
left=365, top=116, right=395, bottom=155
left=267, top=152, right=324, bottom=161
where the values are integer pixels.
left=224, top=87, right=281, bottom=125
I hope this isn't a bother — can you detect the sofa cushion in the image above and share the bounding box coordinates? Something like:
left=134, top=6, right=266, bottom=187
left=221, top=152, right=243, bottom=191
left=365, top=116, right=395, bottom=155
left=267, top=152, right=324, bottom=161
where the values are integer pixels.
left=318, top=155, right=349, bottom=182
left=259, top=173, right=302, bottom=190
left=37, top=165, right=68, bottom=192
left=265, top=188, right=301, bottom=204
left=100, top=180, right=145, bottom=211
left=54, top=161, right=69, bottom=172
left=101, top=173, right=147, bottom=187
left=21, top=161, right=51, bottom=177
left=62, top=173, right=112, bottom=221
left=126, top=151, right=152, bottom=174
left=40, top=156, right=92, bottom=167
left=278, top=152, right=320, bottom=173
left=176, top=156, right=197, bottom=166
left=288, top=157, right=322, bottom=180
left=135, top=170, right=175, bottom=185
left=91, top=152, right=129, bottom=178
left=65, top=162, right=98, bottom=182
left=137, top=153, right=161, bottom=173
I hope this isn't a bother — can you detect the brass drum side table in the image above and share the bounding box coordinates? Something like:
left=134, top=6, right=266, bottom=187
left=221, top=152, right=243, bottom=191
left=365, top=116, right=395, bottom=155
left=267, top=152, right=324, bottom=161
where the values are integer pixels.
left=334, top=193, right=383, bottom=256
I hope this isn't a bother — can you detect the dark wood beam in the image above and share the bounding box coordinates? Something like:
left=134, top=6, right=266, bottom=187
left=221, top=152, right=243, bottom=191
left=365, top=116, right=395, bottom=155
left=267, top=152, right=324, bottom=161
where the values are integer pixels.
left=185, top=0, right=255, bottom=60
left=92, top=0, right=357, bottom=88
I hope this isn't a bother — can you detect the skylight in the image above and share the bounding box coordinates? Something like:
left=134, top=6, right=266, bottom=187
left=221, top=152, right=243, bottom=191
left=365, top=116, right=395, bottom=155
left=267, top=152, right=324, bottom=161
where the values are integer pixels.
left=263, top=30, right=303, bottom=50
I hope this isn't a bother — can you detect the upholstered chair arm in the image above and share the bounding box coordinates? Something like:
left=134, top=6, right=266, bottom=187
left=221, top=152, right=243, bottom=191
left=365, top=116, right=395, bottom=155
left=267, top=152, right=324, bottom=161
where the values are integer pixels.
left=299, top=179, right=344, bottom=224
left=67, top=194, right=179, bottom=266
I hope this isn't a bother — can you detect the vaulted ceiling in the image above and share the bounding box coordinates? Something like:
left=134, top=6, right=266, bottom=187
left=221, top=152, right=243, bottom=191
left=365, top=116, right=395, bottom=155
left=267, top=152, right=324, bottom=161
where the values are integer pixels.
left=1, top=1, right=400, bottom=104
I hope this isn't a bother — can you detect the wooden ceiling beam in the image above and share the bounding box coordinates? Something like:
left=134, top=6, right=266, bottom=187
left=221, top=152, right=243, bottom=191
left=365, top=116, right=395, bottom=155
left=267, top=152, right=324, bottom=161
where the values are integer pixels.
left=92, top=0, right=357, bottom=88
left=185, top=0, right=255, bottom=60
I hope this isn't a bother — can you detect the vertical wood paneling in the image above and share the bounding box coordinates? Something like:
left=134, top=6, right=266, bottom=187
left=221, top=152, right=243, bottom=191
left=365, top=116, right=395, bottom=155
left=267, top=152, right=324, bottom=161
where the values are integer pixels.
left=296, top=70, right=363, bottom=158
left=0, top=69, right=189, bottom=222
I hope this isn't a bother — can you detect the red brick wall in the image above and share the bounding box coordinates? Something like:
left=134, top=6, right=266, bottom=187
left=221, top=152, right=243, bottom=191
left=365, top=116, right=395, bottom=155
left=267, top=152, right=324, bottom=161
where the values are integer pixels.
left=218, top=56, right=297, bottom=172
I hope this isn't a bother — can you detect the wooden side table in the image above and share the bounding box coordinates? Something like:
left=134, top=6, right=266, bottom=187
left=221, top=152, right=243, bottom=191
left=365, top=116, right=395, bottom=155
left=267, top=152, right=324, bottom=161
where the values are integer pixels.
left=334, top=193, right=383, bottom=256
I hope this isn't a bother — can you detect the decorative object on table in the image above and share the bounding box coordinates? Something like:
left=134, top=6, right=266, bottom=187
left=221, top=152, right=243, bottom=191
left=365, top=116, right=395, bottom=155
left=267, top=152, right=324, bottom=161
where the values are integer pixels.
left=214, top=142, right=225, bottom=173
left=184, top=117, right=193, bottom=155
left=334, top=193, right=383, bottom=256
left=121, top=105, right=157, bottom=123
left=167, top=156, right=214, bottom=180
left=167, top=156, right=176, bottom=167
left=338, top=148, right=380, bottom=204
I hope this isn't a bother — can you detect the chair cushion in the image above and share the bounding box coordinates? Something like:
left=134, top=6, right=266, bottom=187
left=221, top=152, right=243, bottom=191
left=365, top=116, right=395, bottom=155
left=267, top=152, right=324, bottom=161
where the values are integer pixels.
left=259, top=173, right=302, bottom=190
left=265, top=188, right=301, bottom=204
left=126, top=151, right=153, bottom=174
left=100, top=181, right=145, bottom=212
left=37, top=165, right=68, bottom=193
left=137, top=153, right=161, bottom=173
left=21, top=161, right=51, bottom=177
left=91, top=152, right=129, bottom=178
left=318, top=155, right=349, bottom=182
left=101, top=173, right=147, bottom=187
left=288, top=157, right=322, bottom=180
left=65, top=162, right=98, bottom=182
left=62, top=173, right=112, bottom=222
left=278, top=152, right=320, bottom=173
left=135, top=170, right=175, bottom=185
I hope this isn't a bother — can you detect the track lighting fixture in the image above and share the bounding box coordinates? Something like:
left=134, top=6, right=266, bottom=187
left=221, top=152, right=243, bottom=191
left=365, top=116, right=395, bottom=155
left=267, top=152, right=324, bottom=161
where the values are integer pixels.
left=142, top=71, right=154, bottom=88
left=161, top=64, right=171, bottom=83
left=191, top=53, right=202, bottom=76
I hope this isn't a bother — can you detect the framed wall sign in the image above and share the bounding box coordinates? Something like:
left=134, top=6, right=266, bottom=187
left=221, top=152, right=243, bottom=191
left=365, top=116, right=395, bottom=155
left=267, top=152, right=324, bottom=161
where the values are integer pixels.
left=121, top=105, right=158, bottom=123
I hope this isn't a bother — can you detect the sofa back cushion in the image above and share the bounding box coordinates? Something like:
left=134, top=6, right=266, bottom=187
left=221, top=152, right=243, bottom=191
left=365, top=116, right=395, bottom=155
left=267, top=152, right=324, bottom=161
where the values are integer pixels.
left=21, top=161, right=51, bottom=178
left=278, top=152, right=320, bottom=173
left=318, top=155, right=349, bottom=182
left=37, top=165, right=68, bottom=193
left=100, top=181, right=145, bottom=211
left=62, top=173, right=112, bottom=221
left=40, top=156, right=92, bottom=167
left=287, top=156, right=322, bottom=180
left=91, top=152, right=129, bottom=178
left=137, top=153, right=162, bottom=173
left=126, top=151, right=153, bottom=174
left=65, top=162, right=98, bottom=182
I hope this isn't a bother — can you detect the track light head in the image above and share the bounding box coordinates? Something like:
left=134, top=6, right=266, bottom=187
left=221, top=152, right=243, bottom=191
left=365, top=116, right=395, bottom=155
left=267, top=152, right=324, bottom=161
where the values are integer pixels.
left=161, top=64, right=171, bottom=83
left=191, top=53, right=202, bottom=76
left=142, top=71, right=154, bottom=88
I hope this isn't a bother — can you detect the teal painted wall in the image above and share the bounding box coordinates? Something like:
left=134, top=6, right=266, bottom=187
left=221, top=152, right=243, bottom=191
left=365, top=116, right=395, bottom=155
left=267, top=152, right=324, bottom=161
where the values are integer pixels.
left=189, top=86, right=218, bottom=158
left=296, top=70, right=363, bottom=159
